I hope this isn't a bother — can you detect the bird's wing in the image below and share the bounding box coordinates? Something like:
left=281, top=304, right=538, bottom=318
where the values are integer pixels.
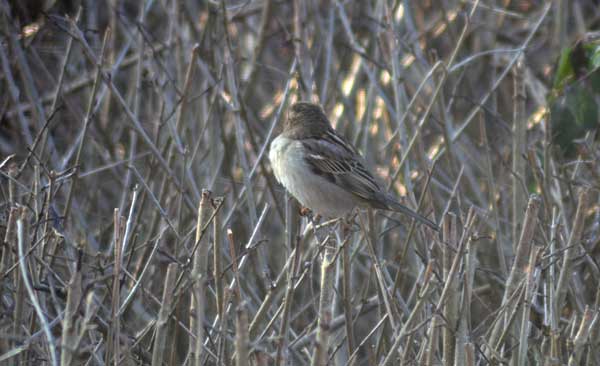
left=301, top=129, right=439, bottom=230
left=301, top=129, right=387, bottom=206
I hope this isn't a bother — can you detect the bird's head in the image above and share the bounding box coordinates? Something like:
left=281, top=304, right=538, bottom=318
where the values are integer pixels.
left=283, top=102, right=331, bottom=137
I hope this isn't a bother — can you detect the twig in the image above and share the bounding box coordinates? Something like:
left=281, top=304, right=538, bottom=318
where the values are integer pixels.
left=17, top=214, right=58, bottom=366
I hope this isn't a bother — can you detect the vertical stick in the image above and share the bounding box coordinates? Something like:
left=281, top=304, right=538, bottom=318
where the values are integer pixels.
left=311, top=241, right=336, bottom=366
left=190, top=190, right=212, bottom=366
left=517, top=246, right=542, bottom=366
left=487, top=195, right=540, bottom=359
left=512, top=56, right=526, bottom=248
left=18, top=211, right=58, bottom=366
left=109, top=209, right=123, bottom=366
left=555, top=189, right=589, bottom=311
left=342, top=225, right=355, bottom=365
left=60, top=256, right=83, bottom=366
left=442, top=214, right=458, bottom=366
left=151, top=263, right=178, bottom=366
left=213, top=198, right=224, bottom=319
left=235, top=304, right=250, bottom=366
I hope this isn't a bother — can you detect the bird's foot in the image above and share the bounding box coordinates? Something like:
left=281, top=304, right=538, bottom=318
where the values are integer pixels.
left=343, top=211, right=361, bottom=233
left=299, top=206, right=312, bottom=217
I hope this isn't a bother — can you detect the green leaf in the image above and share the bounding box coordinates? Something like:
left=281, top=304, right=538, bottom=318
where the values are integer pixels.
left=586, top=43, right=600, bottom=68
left=567, top=86, right=598, bottom=130
left=553, top=47, right=574, bottom=90
left=589, top=68, right=600, bottom=94
left=550, top=98, right=578, bottom=155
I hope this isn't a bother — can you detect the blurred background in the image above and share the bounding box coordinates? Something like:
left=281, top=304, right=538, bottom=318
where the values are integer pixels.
left=1, top=1, right=599, bottom=365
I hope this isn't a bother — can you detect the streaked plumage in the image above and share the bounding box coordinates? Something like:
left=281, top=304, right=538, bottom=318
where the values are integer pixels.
left=269, top=102, right=438, bottom=230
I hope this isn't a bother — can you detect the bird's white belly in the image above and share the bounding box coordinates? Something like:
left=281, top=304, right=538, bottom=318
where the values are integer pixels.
left=269, top=136, right=355, bottom=217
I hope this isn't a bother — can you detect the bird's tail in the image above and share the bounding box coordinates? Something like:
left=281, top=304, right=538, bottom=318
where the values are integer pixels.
left=385, top=199, right=439, bottom=231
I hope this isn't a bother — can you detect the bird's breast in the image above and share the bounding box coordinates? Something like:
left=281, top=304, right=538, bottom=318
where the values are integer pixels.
left=269, top=136, right=355, bottom=217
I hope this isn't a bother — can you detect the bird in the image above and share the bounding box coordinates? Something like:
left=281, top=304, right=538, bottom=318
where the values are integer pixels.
left=269, top=102, right=438, bottom=230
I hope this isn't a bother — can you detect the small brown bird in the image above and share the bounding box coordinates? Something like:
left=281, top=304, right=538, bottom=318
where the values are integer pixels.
left=269, top=102, right=438, bottom=230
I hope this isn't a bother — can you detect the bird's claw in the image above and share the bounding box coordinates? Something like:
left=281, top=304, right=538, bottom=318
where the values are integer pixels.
left=299, top=206, right=312, bottom=217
